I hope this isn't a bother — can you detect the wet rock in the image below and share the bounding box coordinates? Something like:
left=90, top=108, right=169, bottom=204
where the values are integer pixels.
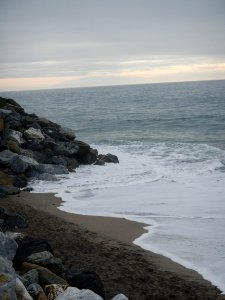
left=0, top=232, right=18, bottom=260
left=37, top=117, right=60, bottom=129
left=26, top=251, right=64, bottom=276
left=24, top=128, right=45, bottom=142
left=65, top=270, right=105, bottom=299
left=53, top=141, right=79, bottom=157
left=33, top=163, right=69, bottom=175
left=59, top=127, right=76, bottom=140
left=94, top=159, right=105, bottom=166
left=55, top=287, right=104, bottom=300
left=98, top=153, right=119, bottom=163
left=0, top=108, right=13, bottom=119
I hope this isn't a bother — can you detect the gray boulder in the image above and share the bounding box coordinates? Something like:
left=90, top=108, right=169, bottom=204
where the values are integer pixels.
left=0, top=256, right=17, bottom=300
left=0, top=232, right=18, bottom=261
left=55, top=287, right=104, bottom=300
left=0, top=150, right=17, bottom=165
left=98, top=153, right=119, bottom=163
left=7, top=129, right=25, bottom=144
left=53, top=141, right=79, bottom=157
left=19, top=269, right=39, bottom=288
left=24, top=127, right=45, bottom=142
left=9, top=155, right=39, bottom=174
left=26, top=251, right=64, bottom=276
left=59, top=127, right=76, bottom=140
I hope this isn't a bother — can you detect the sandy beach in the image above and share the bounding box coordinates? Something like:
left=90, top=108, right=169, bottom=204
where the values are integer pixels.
left=0, top=191, right=223, bottom=300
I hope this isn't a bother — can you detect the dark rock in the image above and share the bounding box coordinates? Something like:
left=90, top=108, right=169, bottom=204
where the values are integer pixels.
left=51, top=156, right=67, bottom=166
left=0, top=149, right=17, bottom=166
left=32, top=164, right=69, bottom=175
left=34, top=173, right=58, bottom=181
left=5, top=129, right=25, bottom=144
left=26, top=251, right=64, bottom=276
left=0, top=108, right=13, bottom=118
left=19, top=269, right=39, bottom=288
left=27, top=283, right=44, bottom=299
left=25, top=140, right=44, bottom=151
left=64, top=157, right=79, bottom=171
left=65, top=270, right=105, bottom=300
left=0, top=118, right=4, bottom=131
left=22, top=187, right=33, bottom=192
left=12, top=174, right=28, bottom=188
left=42, top=127, right=70, bottom=142
left=98, top=153, right=119, bottom=163
left=3, top=97, right=24, bottom=113
left=53, top=141, right=79, bottom=157
left=76, top=147, right=98, bottom=164
left=0, top=170, right=13, bottom=185
left=14, top=237, right=54, bottom=269
left=9, top=155, right=38, bottom=174
left=0, top=185, right=20, bottom=196
left=30, top=122, right=42, bottom=130
left=37, top=117, right=60, bottom=129
left=59, top=127, right=76, bottom=140
left=94, top=159, right=105, bottom=166
left=6, top=140, right=21, bottom=153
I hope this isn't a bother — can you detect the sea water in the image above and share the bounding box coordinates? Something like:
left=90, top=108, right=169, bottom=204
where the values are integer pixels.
left=2, top=80, right=225, bottom=292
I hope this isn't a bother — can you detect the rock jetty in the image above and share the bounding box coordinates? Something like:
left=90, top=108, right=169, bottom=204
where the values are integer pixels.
left=0, top=96, right=119, bottom=197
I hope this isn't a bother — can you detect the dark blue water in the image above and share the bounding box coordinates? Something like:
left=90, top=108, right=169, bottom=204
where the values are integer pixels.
left=2, top=80, right=225, bottom=149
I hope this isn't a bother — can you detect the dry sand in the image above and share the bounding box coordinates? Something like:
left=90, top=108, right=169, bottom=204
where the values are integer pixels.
left=1, top=191, right=224, bottom=300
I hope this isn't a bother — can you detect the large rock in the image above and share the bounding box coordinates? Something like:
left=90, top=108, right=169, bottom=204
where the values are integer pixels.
left=111, top=294, right=129, bottom=300
left=59, top=127, right=76, bottom=140
left=55, top=287, right=104, bottom=300
left=53, top=141, right=79, bottom=157
left=27, top=283, right=44, bottom=299
left=97, top=153, right=119, bottom=163
left=19, top=269, right=39, bottom=288
left=5, top=112, right=22, bottom=129
left=0, top=150, right=17, bottom=166
left=9, top=155, right=39, bottom=174
left=0, top=232, right=18, bottom=261
left=20, top=262, right=67, bottom=287
left=0, top=255, right=17, bottom=300
left=24, top=128, right=45, bottom=142
left=26, top=251, right=64, bottom=276
left=6, top=129, right=25, bottom=145
left=32, top=164, right=69, bottom=175
left=0, top=108, right=13, bottom=119
left=65, top=270, right=105, bottom=299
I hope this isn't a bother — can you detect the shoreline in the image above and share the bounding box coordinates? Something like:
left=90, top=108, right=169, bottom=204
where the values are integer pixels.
left=1, top=191, right=224, bottom=299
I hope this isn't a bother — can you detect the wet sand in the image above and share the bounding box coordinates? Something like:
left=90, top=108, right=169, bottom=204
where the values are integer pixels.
left=1, top=191, right=224, bottom=300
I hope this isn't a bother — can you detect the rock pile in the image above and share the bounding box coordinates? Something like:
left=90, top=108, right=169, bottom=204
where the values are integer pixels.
left=0, top=96, right=119, bottom=197
left=0, top=208, right=128, bottom=300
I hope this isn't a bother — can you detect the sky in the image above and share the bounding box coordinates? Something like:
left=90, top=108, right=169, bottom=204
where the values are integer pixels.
left=0, top=0, right=225, bottom=91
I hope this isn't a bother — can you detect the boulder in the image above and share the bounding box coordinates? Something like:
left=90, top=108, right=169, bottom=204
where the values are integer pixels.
left=55, top=287, right=104, bottom=300
left=59, top=127, right=76, bottom=140
left=5, top=129, right=25, bottom=144
left=32, top=164, right=69, bottom=175
left=14, top=237, right=54, bottom=269
left=26, top=251, right=64, bottom=276
left=0, top=232, right=18, bottom=261
left=27, top=283, right=44, bottom=299
left=37, top=117, right=60, bottom=129
left=45, top=284, right=68, bottom=300
left=94, top=159, right=105, bottom=166
left=98, top=153, right=119, bottom=163
left=25, top=140, right=43, bottom=151
left=0, top=150, right=17, bottom=166
left=65, top=270, right=105, bottom=300
left=20, top=262, right=67, bottom=287
left=6, top=140, right=21, bottom=153
left=15, top=277, right=33, bottom=300
left=53, top=141, right=79, bottom=157
left=5, top=112, right=22, bottom=129
left=0, top=108, right=13, bottom=119
left=111, top=294, right=129, bottom=300
left=12, top=174, right=28, bottom=188
left=0, top=255, right=17, bottom=300
left=9, top=155, right=39, bottom=174
left=19, top=269, right=39, bottom=288
left=24, top=128, right=45, bottom=142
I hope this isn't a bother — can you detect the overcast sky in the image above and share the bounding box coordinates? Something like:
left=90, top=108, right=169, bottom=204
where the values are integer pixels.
left=0, top=0, right=225, bottom=91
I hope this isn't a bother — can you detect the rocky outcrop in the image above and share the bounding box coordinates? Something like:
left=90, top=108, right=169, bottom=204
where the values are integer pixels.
left=0, top=96, right=119, bottom=195
left=0, top=208, right=128, bottom=300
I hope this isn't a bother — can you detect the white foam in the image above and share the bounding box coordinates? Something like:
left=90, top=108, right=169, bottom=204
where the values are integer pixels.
left=30, top=142, right=225, bottom=293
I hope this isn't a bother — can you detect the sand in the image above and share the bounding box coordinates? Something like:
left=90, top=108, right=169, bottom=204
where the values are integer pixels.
left=1, top=191, right=224, bottom=300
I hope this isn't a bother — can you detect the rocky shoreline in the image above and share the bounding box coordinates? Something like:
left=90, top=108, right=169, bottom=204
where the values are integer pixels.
left=0, top=96, right=224, bottom=299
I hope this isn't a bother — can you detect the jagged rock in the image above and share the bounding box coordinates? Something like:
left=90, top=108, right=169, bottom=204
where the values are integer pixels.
left=26, top=251, right=64, bottom=276
left=0, top=255, right=17, bottom=300
left=27, top=283, right=44, bottom=299
left=98, top=153, right=119, bottom=163
left=111, top=294, right=129, bottom=300
left=45, top=284, right=68, bottom=300
left=24, top=128, right=45, bottom=142
left=65, top=270, right=105, bottom=299
left=0, top=108, right=13, bottom=118
left=0, top=212, right=28, bottom=232
left=15, top=277, right=33, bottom=300
left=55, top=287, right=104, bottom=300
left=19, top=269, right=39, bottom=288
left=14, top=237, right=54, bottom=269
left=20, top=262, right=67, bottom=287
left=0, top=232, right=18, bottom=260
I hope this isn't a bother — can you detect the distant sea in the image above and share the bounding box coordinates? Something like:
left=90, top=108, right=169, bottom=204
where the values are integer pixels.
left=2, top=80, right=225, bottom=292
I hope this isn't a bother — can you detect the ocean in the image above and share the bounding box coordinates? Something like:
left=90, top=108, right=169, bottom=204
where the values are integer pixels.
left=2, top=79, right=225, bottom=292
